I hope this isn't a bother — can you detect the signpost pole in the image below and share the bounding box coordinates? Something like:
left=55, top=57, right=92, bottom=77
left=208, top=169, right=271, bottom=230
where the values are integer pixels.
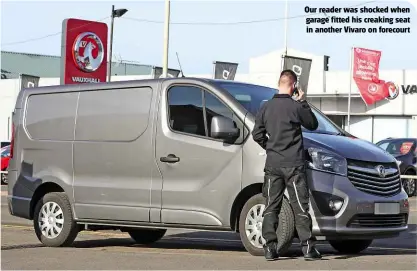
left=108, top=5, right=115, bottom=82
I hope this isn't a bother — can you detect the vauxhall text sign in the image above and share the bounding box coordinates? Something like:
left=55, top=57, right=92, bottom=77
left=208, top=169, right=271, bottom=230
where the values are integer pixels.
left=401, top=85, right=417, bottom=94
left=385, top=83, right=417, bottom=101
left=60, top=18, right=108, bottom=85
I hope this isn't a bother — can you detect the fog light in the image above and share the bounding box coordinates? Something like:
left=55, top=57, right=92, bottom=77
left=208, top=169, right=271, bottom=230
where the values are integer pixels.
left=403, top=199, right=409, bottom=209
left=329, top=199, right=343, bottom=211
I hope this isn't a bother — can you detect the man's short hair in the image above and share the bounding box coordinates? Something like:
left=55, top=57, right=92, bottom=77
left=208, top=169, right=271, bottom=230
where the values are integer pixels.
left=279, top=69, right=297, bottom=84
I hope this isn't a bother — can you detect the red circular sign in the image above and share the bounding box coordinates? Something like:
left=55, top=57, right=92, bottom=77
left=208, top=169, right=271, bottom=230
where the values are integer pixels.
left=72, top=32, right=105, bottom=73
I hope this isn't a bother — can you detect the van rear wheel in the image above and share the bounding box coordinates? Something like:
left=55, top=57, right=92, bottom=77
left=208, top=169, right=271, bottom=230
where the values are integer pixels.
left=33, top=192, right=78, bottom=247
left=238, top=193, right=295, bottom=256
left=128, top=229, right=167, bottom=245
left=329, top=239, right=373, bottom=254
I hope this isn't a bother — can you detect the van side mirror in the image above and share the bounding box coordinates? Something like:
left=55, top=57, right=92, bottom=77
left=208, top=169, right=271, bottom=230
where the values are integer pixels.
left=210, top=116, right=240, bottom=141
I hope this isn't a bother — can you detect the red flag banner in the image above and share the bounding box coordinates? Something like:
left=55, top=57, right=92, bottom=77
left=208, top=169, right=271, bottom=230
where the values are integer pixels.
left=353, top=47, right=381, bottom=81
left=352, top=47, right=390, bottom=105
left=353, top=78, right=389, bottom=105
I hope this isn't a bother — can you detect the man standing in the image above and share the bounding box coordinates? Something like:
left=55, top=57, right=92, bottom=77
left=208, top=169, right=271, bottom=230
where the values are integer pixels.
left=252, top=69, right=321, bottom=261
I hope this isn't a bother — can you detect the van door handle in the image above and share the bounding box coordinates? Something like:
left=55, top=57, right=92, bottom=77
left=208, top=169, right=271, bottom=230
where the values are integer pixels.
left=160, top=154, right=180, bottom=163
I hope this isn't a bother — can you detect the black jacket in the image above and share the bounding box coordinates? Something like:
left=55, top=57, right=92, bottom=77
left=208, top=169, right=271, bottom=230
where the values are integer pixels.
left=252, top=94, right=318, bottom=168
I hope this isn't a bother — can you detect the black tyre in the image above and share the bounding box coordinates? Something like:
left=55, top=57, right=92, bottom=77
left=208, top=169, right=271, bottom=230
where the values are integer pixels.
left=329, top=239, right=373, bottom=254
left=238, top=193, right=295, bottom=256
left=1, top=172, right=7, bottom=185
left=402, top=171, right=416, bottom=197
left=33, top=192, right=78, bottom=247
left=128, top=229, right=167, bottom=244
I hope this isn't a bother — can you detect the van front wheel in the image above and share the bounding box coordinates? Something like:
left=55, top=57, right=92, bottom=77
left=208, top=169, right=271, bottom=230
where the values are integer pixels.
left=128, top=229, right=167, bottom=245
left=329, top=239, right=373, bottom=254
left=238, top=193, right=295, bottom=256
left=33, top=192, right=78, bottom=247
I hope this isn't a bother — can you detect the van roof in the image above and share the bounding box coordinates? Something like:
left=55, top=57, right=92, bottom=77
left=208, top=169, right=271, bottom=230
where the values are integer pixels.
left=19, top=77, right=274, bottom=95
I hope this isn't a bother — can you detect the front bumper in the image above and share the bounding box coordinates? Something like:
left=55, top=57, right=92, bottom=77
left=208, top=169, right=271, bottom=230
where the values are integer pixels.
left=307, top=169, right=409, bottom=240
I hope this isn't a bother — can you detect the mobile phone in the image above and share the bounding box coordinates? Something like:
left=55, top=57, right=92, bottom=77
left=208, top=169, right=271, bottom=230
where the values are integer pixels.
left=292, top=81, right=299, bottom=96
left=292, top=87, right=299, bottom=97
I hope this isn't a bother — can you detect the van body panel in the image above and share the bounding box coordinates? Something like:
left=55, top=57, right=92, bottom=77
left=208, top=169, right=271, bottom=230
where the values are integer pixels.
left=21, top=91, right=78, bottom=200
left=149, top=82, right=164, bottom=223
left=241, top=117, right=265, bottom=188
left=304, top=133, right=396, bottom=163
left=155, top=79, right=244, bottom=226
left=21, top=91, right=76, bottom=196
left=73, top=86, right=155, bottom=221
left=8, top=92, right=76, bottom=219
left=74, top=88, right=152, bottom=141
left=25, top=92, right=79, bottom=141
left=241, top=116, right=292, bottom=200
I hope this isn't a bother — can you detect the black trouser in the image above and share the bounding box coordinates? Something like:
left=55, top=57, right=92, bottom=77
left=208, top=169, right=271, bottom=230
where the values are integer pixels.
left=262, top=165, right=316, bottom=253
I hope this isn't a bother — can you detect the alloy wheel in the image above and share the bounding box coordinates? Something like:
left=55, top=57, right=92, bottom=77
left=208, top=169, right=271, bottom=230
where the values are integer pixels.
left=38, top=201, right=65, bottom=239
left=403, top=179, right=416, bottom=196
left=245, top=203, right=266, bottom=248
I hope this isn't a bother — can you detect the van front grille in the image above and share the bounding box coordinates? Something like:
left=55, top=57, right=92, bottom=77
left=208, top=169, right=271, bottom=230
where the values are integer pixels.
left=348, top=214, right=407, bottom=228
left=347, top=160, right=401, bottom=197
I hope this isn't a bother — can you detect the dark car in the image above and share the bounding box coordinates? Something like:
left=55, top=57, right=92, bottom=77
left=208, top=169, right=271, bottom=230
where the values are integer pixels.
left=376, top=138, right=417, bottom=197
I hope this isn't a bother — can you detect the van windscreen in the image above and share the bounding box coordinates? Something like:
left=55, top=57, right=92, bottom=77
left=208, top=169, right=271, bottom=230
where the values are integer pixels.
left=214, top=81, right=343, bottom=136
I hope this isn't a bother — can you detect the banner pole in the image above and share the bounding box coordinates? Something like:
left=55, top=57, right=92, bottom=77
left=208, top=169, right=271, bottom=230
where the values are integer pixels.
left=162, top=0, right=171, bottom=78
left=212, top=61, right=216, bottom=79
left=347, top=47, right=353, bottom=132
left=280, top=0, right=289, bottom=75
left=283, top=0, right=289, bottom=57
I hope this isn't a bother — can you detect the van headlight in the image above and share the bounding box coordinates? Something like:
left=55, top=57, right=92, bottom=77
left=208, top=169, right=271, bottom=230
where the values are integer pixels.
left=395, top=159, right=402, bottom=169
left=307, top=147, right=347, bottom=176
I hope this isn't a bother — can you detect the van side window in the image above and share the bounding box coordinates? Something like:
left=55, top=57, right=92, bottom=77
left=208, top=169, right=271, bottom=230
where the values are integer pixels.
left=168, top=86, right=206, bottom=137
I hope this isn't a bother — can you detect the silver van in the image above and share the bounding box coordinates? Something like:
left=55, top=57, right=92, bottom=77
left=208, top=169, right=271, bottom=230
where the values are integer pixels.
left=7, top=78, right=409, bottom=256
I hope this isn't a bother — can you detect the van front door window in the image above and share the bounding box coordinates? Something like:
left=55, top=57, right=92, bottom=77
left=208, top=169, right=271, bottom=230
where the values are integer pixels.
left=167, top=85, right=205, bottom=137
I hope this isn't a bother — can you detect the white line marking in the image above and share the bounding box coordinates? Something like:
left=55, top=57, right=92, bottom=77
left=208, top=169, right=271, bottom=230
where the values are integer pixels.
left=293, top=181, right=306, bottom=213
left=267, top=178, right=271, bottom=207
left=366, top=246, right=416, bottom=252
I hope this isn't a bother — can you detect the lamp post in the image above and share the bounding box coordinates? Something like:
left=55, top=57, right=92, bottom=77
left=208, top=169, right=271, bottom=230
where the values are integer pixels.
left=108, top=5, right=128, bottom=82
left=162, top=0, right=171, bottom=78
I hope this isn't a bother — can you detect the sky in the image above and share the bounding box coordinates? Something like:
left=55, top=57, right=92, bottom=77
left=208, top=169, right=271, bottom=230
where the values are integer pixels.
left=1, top=0, right=416, bottom=74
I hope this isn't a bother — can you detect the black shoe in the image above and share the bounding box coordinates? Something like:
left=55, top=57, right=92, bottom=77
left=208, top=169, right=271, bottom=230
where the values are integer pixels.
left=304, top=247, right=322, bottom=261
left=264, top=244, right=279, bottom=261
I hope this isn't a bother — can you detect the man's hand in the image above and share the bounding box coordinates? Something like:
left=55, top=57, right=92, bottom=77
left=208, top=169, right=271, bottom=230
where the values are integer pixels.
left=295, top=88, right=306, bottom=101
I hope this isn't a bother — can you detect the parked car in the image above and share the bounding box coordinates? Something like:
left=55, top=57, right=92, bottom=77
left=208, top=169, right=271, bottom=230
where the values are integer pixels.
left=376, top=138, right=417, bottom=197
left=7, top=78, right=409, bottom=256
left=1, top=145, right=10, bottom=184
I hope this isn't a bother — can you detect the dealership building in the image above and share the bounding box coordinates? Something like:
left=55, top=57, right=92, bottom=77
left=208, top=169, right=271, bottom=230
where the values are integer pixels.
left=1, top=48, right=416, bottom=143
